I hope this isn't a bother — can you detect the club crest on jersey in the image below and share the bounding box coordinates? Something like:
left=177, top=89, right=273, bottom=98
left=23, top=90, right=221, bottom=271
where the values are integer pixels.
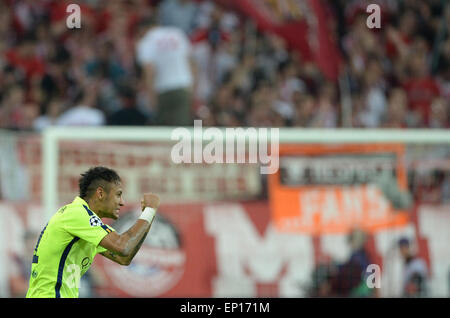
left=89, top=215, right=103, bottom=227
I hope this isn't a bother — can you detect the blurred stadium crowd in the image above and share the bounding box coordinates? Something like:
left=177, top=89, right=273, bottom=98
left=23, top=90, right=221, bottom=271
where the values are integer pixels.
left=0, top=0, right=448, bottom=131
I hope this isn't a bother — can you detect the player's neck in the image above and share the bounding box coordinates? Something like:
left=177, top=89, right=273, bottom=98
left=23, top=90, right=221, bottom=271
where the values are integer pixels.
left=84, top=197, right=104, bottom=218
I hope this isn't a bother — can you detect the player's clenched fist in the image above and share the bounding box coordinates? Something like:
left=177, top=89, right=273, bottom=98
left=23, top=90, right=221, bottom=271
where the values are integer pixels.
left=139, top=193, right=159, bottom=224
left=141, top=193, right=160, bottom=211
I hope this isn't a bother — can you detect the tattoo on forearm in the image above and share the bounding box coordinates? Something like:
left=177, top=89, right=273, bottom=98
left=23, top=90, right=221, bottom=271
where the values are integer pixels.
left=127, top=229, right=150, bottom=261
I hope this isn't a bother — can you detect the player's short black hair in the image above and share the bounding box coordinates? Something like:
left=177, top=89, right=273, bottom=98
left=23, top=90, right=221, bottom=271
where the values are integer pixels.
left=79, top=166, right=121, bottom=200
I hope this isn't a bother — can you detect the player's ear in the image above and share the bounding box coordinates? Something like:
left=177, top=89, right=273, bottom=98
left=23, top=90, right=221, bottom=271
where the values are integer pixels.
left=96, top=186, right=105, bottom=200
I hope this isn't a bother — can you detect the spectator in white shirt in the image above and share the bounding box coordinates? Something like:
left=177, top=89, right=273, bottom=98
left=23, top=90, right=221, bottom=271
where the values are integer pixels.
left=57, top=87, right=105, bottom=127
left=136, top=16, right=196, bottom=126
left=33, top=98, right=64, bottom=131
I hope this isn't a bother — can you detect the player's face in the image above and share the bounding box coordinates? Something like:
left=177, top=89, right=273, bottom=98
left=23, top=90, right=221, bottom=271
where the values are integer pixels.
left=102, top=182, right=124, bottom=220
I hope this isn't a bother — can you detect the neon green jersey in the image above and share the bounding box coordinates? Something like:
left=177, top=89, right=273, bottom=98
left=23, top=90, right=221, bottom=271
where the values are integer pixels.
left=26, top=196, right=115, bottom=298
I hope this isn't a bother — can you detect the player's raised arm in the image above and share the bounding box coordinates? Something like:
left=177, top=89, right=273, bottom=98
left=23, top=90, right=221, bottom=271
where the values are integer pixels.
left=100, top=193, right=159, bottom=265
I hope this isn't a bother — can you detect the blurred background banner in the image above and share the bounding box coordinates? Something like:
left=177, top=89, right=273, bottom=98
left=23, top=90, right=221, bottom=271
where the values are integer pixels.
left=2, top=135, right=261, bottom=204
left=0, top=0, right=449, bottom=299
left=1, top=189, right=450, bottom=297
left=270, top=143, right=410, bottom=234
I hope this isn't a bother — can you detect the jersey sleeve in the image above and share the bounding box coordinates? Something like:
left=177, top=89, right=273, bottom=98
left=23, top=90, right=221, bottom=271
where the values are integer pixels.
left=96, top=245, right=108, bottom=255
left=64, top=205, right=116, bottom=247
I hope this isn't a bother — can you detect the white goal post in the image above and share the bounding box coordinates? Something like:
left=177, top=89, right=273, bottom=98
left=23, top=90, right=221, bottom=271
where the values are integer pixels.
left=42, top=127, right=450, bottom=219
